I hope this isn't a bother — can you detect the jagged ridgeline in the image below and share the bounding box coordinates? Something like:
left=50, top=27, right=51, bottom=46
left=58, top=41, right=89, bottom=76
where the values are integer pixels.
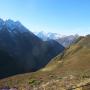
left=0, top=19, right=64, bottom=79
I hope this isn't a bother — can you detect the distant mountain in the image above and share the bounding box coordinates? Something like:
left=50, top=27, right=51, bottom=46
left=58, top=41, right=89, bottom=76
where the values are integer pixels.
left=56, top=34, right=79, bottom=47
left=0, top=19, right=64, bottom=79
left=34, top=31, right=79, bottom=47
left=34, top=31, right=65, bottom=41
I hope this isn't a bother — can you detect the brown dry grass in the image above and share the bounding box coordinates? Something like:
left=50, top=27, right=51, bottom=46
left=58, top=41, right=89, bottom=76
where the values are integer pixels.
left=0, top=35, right=90, bottom=90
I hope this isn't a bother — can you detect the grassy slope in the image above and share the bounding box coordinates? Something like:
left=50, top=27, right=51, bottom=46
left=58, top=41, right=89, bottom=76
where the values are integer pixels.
left=0, top=35, right=90, bottom=90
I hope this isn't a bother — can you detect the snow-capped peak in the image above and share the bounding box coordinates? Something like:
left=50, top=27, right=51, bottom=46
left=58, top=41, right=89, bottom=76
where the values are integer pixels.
left=34, top=31, right=66, bottom=41
left=0, top=19, right=29, bottom=33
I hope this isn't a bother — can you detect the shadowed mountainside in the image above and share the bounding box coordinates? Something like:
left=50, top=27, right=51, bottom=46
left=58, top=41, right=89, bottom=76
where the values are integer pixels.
left=0, top=19, right=65, bottom=79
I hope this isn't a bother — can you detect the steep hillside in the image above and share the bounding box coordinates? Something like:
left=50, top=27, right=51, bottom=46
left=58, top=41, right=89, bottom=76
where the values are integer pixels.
left=45, top=35, right=90, bottom=74
left=0, top=35, right=90, bottom=90
left=0, top=50, right=16, bottom=79
left=0, top=19, right=64, bottom=79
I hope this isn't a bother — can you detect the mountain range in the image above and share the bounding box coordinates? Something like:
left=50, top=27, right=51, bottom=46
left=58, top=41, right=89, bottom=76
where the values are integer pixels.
left=0, top=19, right=64, bottom=79
left=34, top=31, right=65, bottom=40
left=34, top=31, right=79, bottom=47
left=0, top=19, right=90, bottom=90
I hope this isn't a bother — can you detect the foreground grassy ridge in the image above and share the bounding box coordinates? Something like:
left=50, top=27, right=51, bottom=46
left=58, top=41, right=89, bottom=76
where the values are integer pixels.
left=0, top=35, right=90, bottom=90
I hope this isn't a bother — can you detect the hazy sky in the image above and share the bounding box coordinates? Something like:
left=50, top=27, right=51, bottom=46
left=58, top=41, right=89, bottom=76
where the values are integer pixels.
left=0, top=0, right=90, bottom=35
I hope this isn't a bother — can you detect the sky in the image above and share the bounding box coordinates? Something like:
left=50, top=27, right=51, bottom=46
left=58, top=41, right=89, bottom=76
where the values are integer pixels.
left=0, top=0, right=90, bottom=35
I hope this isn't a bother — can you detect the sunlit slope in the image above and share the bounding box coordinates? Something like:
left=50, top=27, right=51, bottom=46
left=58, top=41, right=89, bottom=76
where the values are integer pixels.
left=42, top=35, right=90, bottom=75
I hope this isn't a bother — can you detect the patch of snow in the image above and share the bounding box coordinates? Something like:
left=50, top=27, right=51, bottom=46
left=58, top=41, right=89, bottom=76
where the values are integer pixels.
left=34, top=31, right=66, bottom=41
left=0, top=19, right=29, bottom=33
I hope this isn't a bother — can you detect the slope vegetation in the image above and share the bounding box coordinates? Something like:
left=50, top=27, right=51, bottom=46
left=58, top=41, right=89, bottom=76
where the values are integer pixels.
left=0, top=35, right=90, bottom=90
